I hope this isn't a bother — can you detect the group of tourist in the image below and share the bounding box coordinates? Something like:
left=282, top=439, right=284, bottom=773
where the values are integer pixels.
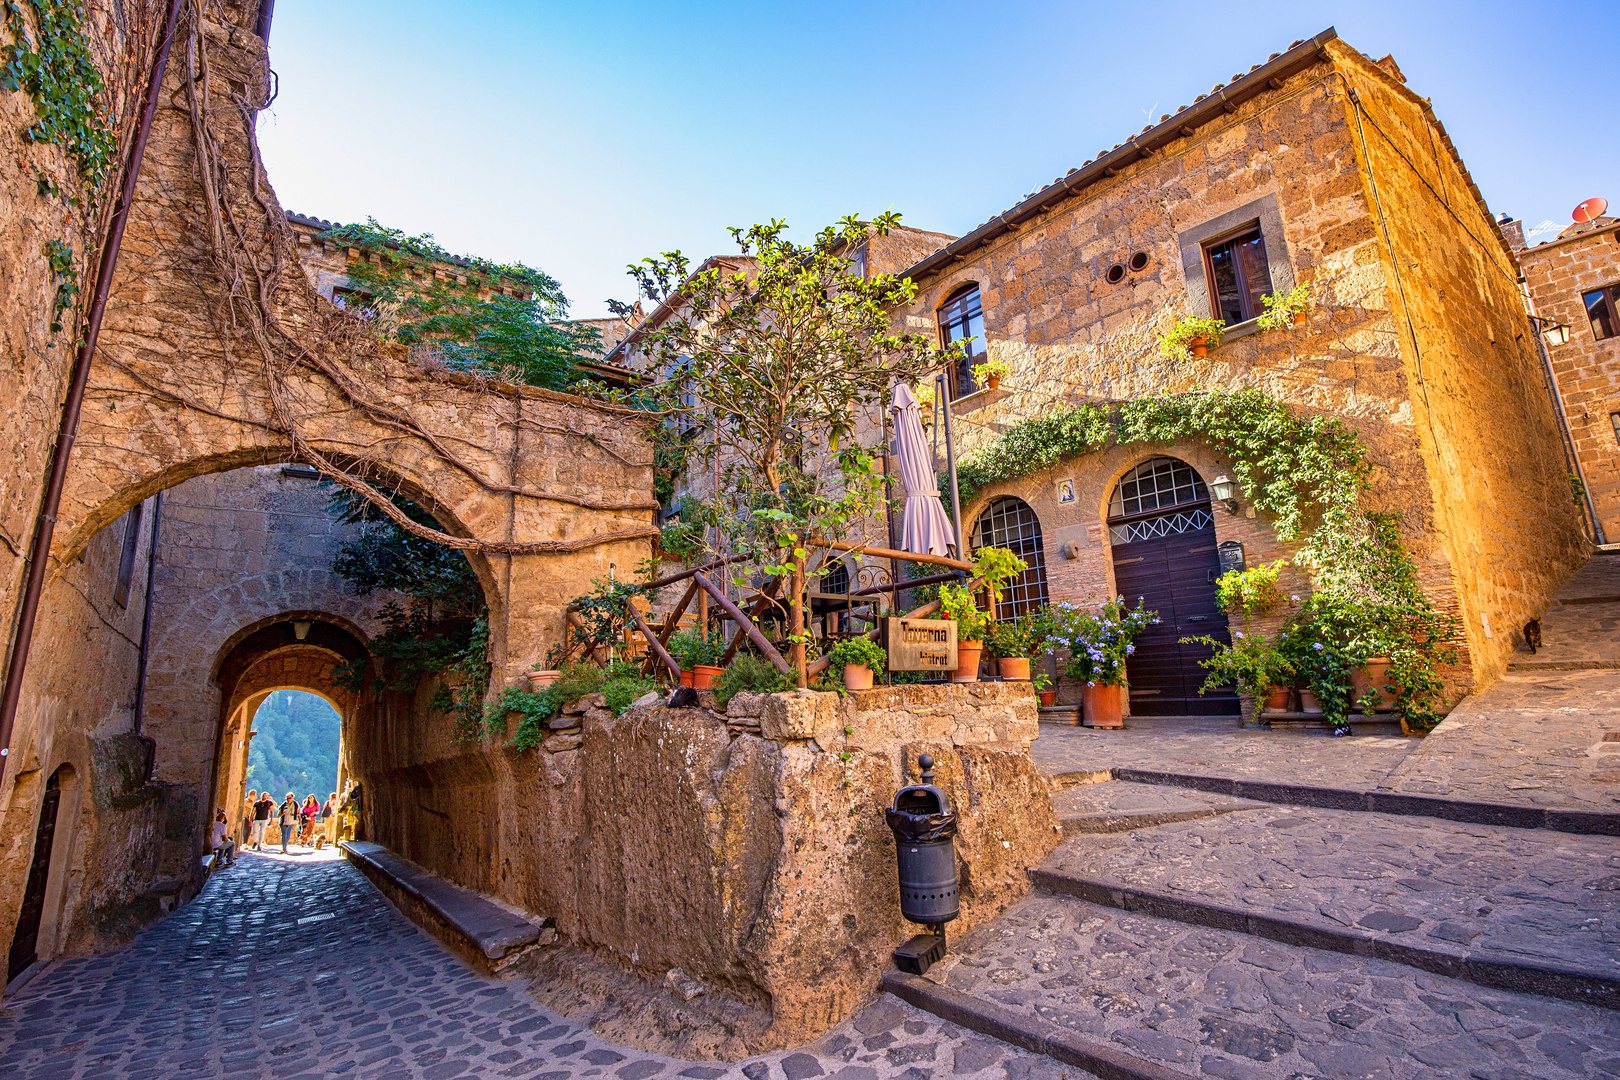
left=239, top=790, right=343, bottom=855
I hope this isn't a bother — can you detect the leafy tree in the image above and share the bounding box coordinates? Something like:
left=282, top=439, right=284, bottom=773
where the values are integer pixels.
left=613, top=214, right=958, bottom=683
left=246, top=691, right=341, bottom=803
left=319, top=218, right=600, bottom=389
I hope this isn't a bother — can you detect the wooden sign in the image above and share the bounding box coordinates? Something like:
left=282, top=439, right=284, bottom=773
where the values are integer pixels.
left=1217, top=540, right=1246, bottom=575
left=886, top=617, right=958, bottom=671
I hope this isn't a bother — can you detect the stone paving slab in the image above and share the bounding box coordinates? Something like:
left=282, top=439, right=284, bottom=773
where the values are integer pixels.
left=1509, top=553, right=1620, bottom=669
left=1031, top=721, right=1417, bottom=793
left=924, top=891, right=1620, bottom=1079
left=0, top=852, right=1086, bottom=1080
left=1034, top=804, right=1620, bottom=1006
left=1380, top=670, right=1620, bottom=814
left=1050, top=783, right=1265, bottom=834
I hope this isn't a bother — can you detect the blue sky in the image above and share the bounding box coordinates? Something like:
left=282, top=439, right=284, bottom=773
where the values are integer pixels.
left=257, top=1, right=1619, bottom=319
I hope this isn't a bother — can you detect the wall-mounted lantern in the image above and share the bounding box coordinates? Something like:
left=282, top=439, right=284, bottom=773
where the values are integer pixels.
left=1210, top=475, right=1240, bottom=515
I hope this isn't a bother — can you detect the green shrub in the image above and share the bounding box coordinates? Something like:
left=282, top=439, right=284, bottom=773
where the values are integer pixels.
left=715, top=654, right=791, bottom=708
left=668, top=630, right=724, bottom=669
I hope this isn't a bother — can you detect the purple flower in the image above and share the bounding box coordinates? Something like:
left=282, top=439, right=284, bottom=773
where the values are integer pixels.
left=1313, top=643, right=1324, bottom=652
left=1125, top=645, right=1135, bottom=655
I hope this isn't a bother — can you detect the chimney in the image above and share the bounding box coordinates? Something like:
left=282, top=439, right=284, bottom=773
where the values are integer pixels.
left=1497, top=213, right=1526, bottom=253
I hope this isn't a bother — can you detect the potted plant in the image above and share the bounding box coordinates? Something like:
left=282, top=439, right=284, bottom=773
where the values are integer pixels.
left=1186, top=631, right=1295, bottom=716
left=938, top=582, right=987, bottom=683
left=669, top=630, right=724, bottom=688
left=1032, top=672, right=1056, bottom=707
left=1158, top=315, right=1227, bottom=360
left=1056, top=597, right=1158, bottom=729
left=971, top=356, right=1012, bottom=390
left=985, top=615, right=1041, bottom=680
left=830, top=638, right=887, bottom=692
left=527, top=664, right=561, bottom=690
left=1257, top=283, right=1313, bottom=330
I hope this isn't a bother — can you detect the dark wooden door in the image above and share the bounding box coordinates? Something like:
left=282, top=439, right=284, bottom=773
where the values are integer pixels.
left=8, top=772, right=61, bottom=981
left=1111, top=518, right=1238, bottom=716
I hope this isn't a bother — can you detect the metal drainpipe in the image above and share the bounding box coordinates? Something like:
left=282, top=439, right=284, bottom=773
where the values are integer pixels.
left=0, top=0, right=186, bottom=787
left=1522, top=281, right=1604, bottom=544
left=132, top=491, right=163, bottom=780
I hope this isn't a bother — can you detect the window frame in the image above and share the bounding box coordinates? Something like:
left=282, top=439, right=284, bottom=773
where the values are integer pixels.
left=936, top=284, right=985, bottom=401
left=1583, top=283, right=1620, bottom=342
left=1200, top=224, right=1274, bottom=326
left=969, top=495, right=1050, bottom=618
left=1175, top=194, right=1296, bottom=337
left=113, top=503, right=144, bottom=609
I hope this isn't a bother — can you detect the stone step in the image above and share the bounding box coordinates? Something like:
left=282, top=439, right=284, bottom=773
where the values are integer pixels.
left=1052, top=781, right=1265, bottom=834
left=886, top=890, right=1620, bottom=1080
left=1093, top=768, right=1620, bottom=837
left=1033, top=804, right=1620, bottom=1011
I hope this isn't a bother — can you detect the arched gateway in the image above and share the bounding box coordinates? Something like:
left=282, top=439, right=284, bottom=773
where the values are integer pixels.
left=1106, top=457, right=1238, bottom=716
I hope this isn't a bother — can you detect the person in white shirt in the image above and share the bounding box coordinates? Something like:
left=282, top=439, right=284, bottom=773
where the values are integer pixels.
left=210, top=808, right=236, bottom=869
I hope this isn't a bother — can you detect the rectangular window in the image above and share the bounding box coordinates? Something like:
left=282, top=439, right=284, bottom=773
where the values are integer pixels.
left=938, top=285, right=985, bottom=399
left=1584, top=285, right=1620, bottom=341
left=1203, top=226, right=1273, bottom=325
left=113, top=503, right=143, bottom=609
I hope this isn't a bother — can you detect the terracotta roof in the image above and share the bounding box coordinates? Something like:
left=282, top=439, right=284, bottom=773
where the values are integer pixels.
left=901, top=29, right=1340, bottom=283
left=284, top=210, right=502, bottom=275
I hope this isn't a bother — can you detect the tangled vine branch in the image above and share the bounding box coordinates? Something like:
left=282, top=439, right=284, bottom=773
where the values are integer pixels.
left=173, top=9, right=657, bottom=555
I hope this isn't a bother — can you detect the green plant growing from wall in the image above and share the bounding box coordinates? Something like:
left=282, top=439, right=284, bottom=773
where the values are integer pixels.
left=318, top=219, right=601, bottom=390
left=44, top=238, right=76, bottom=332
left=0, top=0, right=118, bottom=188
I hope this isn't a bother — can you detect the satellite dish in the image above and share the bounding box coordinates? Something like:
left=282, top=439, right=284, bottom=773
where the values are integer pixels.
left=1573, top=197, right=1608, bottom=223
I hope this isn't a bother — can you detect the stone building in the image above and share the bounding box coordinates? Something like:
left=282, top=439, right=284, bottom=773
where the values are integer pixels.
left=1515, top=213, right=1620, bottom=542
left=875, top=30, right=1583, bottom=714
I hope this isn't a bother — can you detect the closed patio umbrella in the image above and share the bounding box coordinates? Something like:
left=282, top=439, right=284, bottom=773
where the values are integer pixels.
left=890, top=384, right=957, bottom=558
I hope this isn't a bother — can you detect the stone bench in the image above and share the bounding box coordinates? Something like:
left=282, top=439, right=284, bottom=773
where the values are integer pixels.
left=339, top=840, right=545, bottom=975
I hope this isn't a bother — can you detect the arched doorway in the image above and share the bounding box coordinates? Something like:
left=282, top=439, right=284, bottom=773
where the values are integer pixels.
left=970, top=496, right=1050, bottom=617
left=1107, top=457, right=1237, bottom=716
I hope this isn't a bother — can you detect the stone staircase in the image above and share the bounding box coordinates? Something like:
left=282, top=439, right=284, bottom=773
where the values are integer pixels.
left=885, top=782, right=1620, bottom=1080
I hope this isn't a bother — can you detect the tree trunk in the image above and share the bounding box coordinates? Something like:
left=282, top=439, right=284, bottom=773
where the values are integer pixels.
left=791, top=557, right=807, bottom=688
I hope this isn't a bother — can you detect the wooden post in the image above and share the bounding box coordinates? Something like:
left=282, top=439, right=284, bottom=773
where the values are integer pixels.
left=699, top=590, right=709, bottom=642
left=640, top=579, right=700, bottom=675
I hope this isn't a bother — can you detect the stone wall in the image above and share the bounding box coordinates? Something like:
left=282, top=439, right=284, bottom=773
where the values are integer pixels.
left=1519, top=220, right=1620, bottom=542
left=351, top=680, right=1058, bottom=1052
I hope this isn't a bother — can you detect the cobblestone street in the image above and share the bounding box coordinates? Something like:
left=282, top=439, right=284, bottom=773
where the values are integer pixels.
left=0, top=854, right=1074, bottom=1080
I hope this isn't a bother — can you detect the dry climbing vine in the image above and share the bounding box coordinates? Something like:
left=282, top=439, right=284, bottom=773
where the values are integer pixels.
left=168, top=10, right=658, bottom=556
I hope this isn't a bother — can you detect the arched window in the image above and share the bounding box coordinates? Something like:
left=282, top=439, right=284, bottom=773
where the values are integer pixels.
left=937, top=285, right=985, bottom=400
left=971, top=496, right=1049, bottom=617
left=1107, top=457, right=1212, bottom=544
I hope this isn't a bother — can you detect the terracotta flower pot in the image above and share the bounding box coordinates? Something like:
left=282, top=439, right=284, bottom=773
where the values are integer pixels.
left=987, top=376, right=1001, bottom=390
left=952, top=641, right=983, bottom=683
left=527, top=669, right=560, bottom=690
left=692, top=664, right=723, bottom=690
left=1261, top=686, right=1290, bottom=714
left=1349, top=656, right=1398, bottom=711
left=1190, top=336, right=1208, bottom=357
left=1298, top=689, right=1323, bottom=715
left=997, top=657, right=1031, bottom=681
left=679, top=670, right=695, bottom=688
left=843, top=663, right=874, bottom=692
left=1038, top=690, right=1057, bottom=707
left=1292, top=310, right=1307, bottom=327
left=1082, top=682, right=1124, bottom=729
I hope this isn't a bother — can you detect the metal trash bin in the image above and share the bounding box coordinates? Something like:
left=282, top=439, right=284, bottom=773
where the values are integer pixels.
left=885, top=753, right=958, bottom=974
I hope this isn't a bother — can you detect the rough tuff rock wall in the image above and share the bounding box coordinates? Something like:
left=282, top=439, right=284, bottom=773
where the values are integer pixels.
left=1328, top=43, right=1586, bottom=681
left=1519, top=223, right=1620, bottom=542
left=351, top=681, right=1058, bottom=1050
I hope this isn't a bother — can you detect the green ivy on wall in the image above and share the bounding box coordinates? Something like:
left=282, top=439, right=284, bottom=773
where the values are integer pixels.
left=950, top=386, right=1462, bottom=728
left=1, top=0, right=118, bottom=189
left=44, top=237, right=76, bottom=331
